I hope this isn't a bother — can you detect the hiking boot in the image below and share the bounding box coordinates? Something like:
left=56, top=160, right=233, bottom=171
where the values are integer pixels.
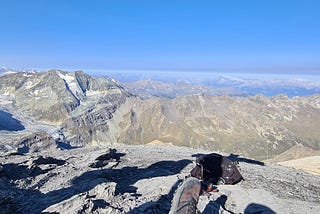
left=169, top=177, right=201, bottom=214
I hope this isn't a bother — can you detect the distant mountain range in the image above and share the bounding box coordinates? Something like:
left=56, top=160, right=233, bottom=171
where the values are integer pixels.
left=99, top=70, right=320, bottom=98
left=1, top=69, right=320, bottom=160
left=123, top=79, right=248, bottom=99
left=209, top=75, right=320, bottom=97
left=0, top=67, right=36, bottom=76
left=0, top=67, right=16, bottom=76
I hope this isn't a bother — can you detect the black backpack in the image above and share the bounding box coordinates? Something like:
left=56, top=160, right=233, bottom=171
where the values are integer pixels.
left=190, top=153, right=243, bottom=185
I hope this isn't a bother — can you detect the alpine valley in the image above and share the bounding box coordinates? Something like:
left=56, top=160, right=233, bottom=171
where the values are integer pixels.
left=1, top=69, right=320, bottom=161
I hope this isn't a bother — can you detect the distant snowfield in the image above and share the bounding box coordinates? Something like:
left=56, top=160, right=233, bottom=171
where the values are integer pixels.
left=57, top=71, right=84, bottom=100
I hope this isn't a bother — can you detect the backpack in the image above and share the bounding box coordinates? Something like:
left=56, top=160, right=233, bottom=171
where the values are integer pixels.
left=190, top=153, right=243, bottom=185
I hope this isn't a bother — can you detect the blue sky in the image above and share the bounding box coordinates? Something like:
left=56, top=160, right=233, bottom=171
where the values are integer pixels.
left=0, top=0, right=319, bottom=74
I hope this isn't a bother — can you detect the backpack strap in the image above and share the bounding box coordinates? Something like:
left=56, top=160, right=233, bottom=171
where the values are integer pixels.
left=198, top=162, right=203, bottom=180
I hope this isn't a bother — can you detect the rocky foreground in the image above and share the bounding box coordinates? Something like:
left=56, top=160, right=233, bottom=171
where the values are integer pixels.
left=1, top=144, right=319, bottom=214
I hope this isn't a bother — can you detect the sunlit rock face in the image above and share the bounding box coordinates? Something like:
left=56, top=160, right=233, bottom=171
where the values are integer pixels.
left=0, top=70, right=132, bottom=146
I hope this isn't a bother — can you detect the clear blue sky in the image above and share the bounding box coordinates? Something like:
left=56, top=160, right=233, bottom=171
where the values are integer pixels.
left=0, top=0, right=319, bottom=74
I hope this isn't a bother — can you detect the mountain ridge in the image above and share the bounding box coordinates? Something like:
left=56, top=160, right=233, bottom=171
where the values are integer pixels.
left=122, top=79, right=248, bottom=98
left=1, top=70, right=320, bottom=160
left=102, top=70, right=320, bottom=97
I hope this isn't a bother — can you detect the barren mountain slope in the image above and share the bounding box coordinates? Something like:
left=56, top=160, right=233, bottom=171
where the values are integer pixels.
left=110, top=94, right=320, bottom=160
left=0, top=144, right=319, bottom=213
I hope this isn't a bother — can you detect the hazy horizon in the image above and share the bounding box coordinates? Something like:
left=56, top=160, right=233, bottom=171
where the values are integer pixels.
left=2, top=66, right=320, bottom=82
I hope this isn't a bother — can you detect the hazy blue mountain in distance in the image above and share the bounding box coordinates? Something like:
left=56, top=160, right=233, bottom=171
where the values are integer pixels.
left=123, top=79, right=248, bottom=99
left=0, top=67, right=37, bottom=77
left=0, top=67, right=16, bottom=76
left=208, top=76, right=320, bottom=97
left=92, top=70, right=320, bottom=98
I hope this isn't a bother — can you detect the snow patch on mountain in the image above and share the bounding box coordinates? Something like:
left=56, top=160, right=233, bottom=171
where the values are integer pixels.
left=57, top=71, right=84, bottom=100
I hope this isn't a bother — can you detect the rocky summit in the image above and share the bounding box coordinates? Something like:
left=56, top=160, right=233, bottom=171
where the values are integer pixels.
left=0, top=144, right=319, bottom=213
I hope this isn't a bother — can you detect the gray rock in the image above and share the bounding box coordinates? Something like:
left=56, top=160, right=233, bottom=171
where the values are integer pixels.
left=0, top=144, right=318, bottom=214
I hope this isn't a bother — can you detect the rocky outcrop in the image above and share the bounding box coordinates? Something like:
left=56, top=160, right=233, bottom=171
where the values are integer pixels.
left=0, top=131, right=60, bottom=156
left=0, top=71, right=79, bottom=123
left=0, top=70, right=132, bottom=146
left=89, top=148, right=124, bottom=168
left=13, top=131, right=58, bottom=154
left=62, top=92, right=129, bottom=145
left=0, top=70, right=130, bottom=122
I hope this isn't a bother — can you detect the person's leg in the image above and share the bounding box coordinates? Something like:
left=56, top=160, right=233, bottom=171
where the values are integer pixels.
left=169, top=177, right=201, bottom=214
